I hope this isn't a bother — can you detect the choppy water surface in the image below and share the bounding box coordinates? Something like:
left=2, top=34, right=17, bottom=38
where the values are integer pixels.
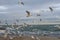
left=1, top=24, right=60, bottom=37
left=5, top=24, right=60, bottom=37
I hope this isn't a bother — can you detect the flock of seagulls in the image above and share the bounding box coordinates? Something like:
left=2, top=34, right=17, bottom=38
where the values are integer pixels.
left=0, top=0, right=54, bottom=25
left=0, top=0, right=55, bottom=39
left=25, top=7, right=53, bottom=17
left=18, top=0, right=54, bottom=22
left=18, top=0, right=54, bottom=17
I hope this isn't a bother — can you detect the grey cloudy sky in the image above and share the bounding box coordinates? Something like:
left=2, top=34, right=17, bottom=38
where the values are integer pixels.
left=0, top=0, right=60, bottom=20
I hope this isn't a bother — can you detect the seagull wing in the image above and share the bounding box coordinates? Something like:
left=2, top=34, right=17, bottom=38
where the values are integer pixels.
left=21, top=2, right=24, bottom=5
left=26, top=10, right=31, bottom=17
left=18, top=0, right=24, bottom=5
left=49, top=7, right=53, bottom=12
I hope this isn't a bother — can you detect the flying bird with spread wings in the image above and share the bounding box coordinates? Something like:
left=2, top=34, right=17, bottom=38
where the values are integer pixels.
left=49, top=7, right=53, bottom=12
left=26, top=10, right=31, bottom=17
left=18, top=0, right=24, bottom=6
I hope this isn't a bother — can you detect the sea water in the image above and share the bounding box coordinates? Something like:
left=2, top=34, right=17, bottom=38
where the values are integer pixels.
left=9, top=24, right=60, bottom=37
left=1, top=24, right=60, bottom=37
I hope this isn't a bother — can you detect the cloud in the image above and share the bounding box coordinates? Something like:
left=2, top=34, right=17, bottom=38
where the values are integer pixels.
left=28, top=3, right=60, bottom=15
left=0, top=12, right=8, bottom=14
left=0, top=6, right=8, bottom=10
left=0, top=0, right=18, bottom=5
left=0, top=0, right=60, bottom=21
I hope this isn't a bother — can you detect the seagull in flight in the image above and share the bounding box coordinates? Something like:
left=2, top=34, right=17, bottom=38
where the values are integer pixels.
left=18, top=0, right=24, bottom=6
left=26, top=10, right=31, bottom=17
left=49, top=7, right=53, bottom=12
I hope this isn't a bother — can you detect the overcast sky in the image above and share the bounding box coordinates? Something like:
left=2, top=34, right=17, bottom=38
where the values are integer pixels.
left=0, top=0, right=60, bottom=21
